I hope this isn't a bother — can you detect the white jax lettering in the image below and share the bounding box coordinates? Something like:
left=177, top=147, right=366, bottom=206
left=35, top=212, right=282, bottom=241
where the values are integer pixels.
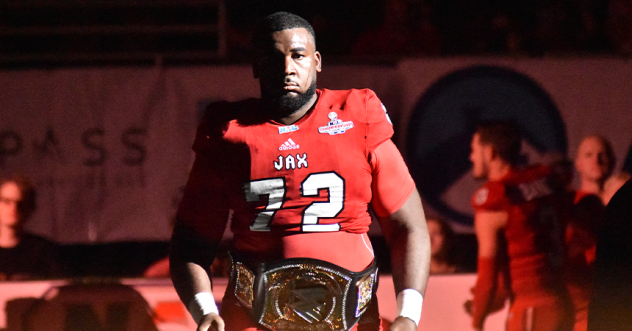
left=274, top=154, right=308, bottom=171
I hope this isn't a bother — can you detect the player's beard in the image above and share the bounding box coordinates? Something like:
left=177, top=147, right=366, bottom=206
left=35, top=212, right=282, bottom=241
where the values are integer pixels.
left=267, top=79, right=317, bottom=117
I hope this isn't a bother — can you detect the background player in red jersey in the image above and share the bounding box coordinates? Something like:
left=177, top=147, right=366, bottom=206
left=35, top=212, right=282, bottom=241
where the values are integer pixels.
left=468, top=121, right=573, bottom=331
left=563, top=135, right=613, bottom=331
left=169, top=12, right=430, bottom=331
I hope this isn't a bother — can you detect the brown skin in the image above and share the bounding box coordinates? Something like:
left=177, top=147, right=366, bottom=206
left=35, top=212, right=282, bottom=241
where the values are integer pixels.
left=378, top=188, right=431, bottom=331
left=0, top=181, right=25, bottom=248
left=253, top=28, right=321, bottom=125
left=574, top=135, right=614, bottom=196
left=170, top=27, right=429, bottom=331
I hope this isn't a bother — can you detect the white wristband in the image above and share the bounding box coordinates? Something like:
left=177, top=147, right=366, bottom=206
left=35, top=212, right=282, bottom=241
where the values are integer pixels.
left=188, top=292, right=219, bottom=324
left=396, top=289, right=423, bottom=326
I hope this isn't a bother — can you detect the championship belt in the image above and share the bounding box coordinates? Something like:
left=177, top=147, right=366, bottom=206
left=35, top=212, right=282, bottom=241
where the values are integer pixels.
left=229, top=255, right=378, bottom=331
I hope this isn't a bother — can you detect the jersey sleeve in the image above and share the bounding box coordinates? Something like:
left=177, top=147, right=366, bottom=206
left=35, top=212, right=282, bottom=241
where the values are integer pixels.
left=178, top=101, right=234, bottom=242
left=471, top=257, right=511, bottom=328
left=370, top=139, right=416, bottom=217
left=192, top=100, right=232, bottom=154
left=471, top=182, right=507, bottom=212
left=364, top=89, right=394, bottom=151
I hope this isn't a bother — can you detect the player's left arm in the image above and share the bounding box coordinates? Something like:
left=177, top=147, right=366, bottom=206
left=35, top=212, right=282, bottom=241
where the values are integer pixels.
left=371, top=140, right=431, bottom=330
left=378, top=189, right=430, bottom=331
left=470, top=210, right=507, bottom=331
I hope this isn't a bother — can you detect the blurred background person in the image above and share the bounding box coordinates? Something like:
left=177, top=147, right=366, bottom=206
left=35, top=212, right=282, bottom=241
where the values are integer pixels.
left=574, top=135, right=615, bottom=202
left=427, top=217, right=458, bottom=274
left=350, top=0, right=441, bottom=57
left=0, top=173, right=62, bottom=280
left=563, top=134, right=613, bottom=331
left=468, top=120, right=573, bottom=331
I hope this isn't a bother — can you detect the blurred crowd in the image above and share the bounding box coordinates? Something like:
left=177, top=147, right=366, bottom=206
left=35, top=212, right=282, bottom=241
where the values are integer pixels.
left=224, top=0, right=632, bottom=60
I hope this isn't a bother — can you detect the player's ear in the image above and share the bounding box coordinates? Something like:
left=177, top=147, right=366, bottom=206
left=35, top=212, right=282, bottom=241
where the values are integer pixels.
left=483, top=145, right=495, bottom=162
left=314, top=51, right=322, bottom=73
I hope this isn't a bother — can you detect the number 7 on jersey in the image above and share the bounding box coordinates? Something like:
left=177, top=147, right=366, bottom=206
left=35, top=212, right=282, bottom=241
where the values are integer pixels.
left=244, top=172, right=344, bottom=232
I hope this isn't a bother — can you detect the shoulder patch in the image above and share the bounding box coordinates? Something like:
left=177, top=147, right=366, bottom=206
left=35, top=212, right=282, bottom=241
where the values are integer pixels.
left=381, top=103, right=392, bottom=125
left=474, top=187, right=489, bottom=206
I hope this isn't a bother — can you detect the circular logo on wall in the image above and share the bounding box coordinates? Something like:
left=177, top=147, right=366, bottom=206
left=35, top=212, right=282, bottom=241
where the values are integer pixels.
left=624, top=144, right=632, bottom=175
left=406, top=65, right=567, bottom=226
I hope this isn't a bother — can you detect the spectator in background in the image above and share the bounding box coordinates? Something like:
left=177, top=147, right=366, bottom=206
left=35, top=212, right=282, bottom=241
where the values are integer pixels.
left=468, top=120, right=573, bottom=331
left=605, top=0, right=632, bottom=55
left=563, top=135, right=612, bottom=331
left=427, top=217, right=458, bottom=274
left=350, top=0, right=441, bottom=57
left=0, top=174, right=61, bottom=280
left=574, top=135, right=615, bottom=202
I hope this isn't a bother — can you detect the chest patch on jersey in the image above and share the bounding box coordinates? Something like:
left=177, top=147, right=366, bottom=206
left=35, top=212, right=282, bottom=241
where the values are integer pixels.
left=278, top=125, right=299, bottom=134
left=318, top=111, right=354, bottom=135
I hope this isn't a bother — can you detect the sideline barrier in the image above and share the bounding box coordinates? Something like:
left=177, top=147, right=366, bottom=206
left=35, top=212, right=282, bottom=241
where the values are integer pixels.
left=0, top=274, right=507, bottom=331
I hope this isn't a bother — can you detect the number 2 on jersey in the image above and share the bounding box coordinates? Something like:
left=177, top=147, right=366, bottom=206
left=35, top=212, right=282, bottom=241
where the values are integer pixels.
left=244, top=172, right=344, bottom=232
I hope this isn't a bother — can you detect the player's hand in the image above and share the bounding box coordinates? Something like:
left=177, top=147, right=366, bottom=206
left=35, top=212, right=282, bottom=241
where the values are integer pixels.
left=389, top=316, right=417, bottom=331
left=196, top=312, right=225, bottom=331
left=464, top=299, right=473, bottom=315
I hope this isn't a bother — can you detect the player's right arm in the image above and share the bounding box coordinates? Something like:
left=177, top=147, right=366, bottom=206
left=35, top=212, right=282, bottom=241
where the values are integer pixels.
left=170, top=151, right=231, bottom=331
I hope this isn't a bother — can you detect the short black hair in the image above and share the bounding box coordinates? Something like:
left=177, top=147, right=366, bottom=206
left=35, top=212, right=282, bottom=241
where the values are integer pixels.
left=476, top=120, right=522, bottom=166
left=252, top=11, right=316, bottom=50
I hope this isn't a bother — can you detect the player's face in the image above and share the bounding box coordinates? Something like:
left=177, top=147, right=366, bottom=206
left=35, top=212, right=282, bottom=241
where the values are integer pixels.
left=470, top=133, right=490, bottom=180
left=575, top=136, right=612, bottom=182
left=0, top=181, right=24, bottom=228
left=254, top=28, right=322, bottom=114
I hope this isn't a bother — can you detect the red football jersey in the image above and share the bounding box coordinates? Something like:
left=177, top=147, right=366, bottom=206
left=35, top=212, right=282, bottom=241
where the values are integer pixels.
left=471, top=165, right=567, bottom=294
left=470, top=165, right=573, bottom=329
left=178, top=88, right=413, bottom=259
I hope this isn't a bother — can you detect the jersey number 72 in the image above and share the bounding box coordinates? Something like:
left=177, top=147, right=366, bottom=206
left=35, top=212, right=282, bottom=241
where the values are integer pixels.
left=244, top=171, right=344, bottom=232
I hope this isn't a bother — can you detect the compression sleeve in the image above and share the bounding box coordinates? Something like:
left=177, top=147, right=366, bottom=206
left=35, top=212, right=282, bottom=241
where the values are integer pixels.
left=370, top=139, right=416, bottom=217
left=471, top=257, right=498, bottom=329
